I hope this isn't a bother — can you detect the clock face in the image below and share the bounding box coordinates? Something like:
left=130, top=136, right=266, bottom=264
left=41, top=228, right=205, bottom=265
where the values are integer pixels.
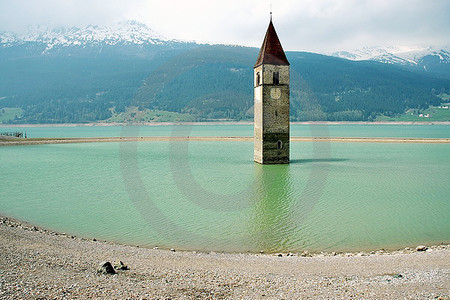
left=270, top=88, right=281, bottom=100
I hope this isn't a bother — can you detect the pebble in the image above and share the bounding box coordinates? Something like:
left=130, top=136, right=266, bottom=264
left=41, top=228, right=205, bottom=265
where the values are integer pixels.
left=416, top=245, right=428, bottom=251
left=114, top=260, right=129, bottom=270
left=300, top=251, right=311, bottom=257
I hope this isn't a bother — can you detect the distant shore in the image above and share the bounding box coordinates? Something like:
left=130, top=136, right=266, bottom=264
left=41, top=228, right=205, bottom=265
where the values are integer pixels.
left=1, top=121, right=450, bottom=127
left=1, top=136, right=449, bottom=146
left=1, top=215, right=449, bottom=299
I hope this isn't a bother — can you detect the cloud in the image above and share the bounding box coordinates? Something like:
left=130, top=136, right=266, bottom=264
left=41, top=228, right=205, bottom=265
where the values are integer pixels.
left=277, top=0, right=450, bottom=51
left=0, top=0, right=449, bottom=52
left=0, top=0, right=132, bottom=31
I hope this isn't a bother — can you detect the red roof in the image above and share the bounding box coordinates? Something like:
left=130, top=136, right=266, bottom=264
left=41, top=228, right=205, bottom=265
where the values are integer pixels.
left=254, top=20, right=290, bottom=67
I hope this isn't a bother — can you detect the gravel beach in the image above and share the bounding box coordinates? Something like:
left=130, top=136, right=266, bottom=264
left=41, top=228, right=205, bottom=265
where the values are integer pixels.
left=0, top=216, right=449, bottom=299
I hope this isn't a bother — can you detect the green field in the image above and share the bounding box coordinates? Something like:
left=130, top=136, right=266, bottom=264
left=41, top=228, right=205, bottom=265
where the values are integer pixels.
left=105, top=106, right=196, bottom=123
left=376, top=94, right=450, bottom=122
left=0, top=108, right=23, bottom=123
left=376, top=106, right=450, bottom=122
left=437, top=93, right=450, bottom=102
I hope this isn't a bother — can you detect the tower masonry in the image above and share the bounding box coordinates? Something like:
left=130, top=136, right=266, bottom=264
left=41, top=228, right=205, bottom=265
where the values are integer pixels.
left=254, top=19, right=290, bottom=164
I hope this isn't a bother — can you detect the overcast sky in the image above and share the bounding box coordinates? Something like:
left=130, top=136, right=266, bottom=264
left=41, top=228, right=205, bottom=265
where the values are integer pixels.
left=0, top=0, right=449, bottom=53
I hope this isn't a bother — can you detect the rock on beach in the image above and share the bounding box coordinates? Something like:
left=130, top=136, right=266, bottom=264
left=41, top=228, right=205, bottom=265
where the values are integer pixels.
left=97, top=261, right=116, bottom=275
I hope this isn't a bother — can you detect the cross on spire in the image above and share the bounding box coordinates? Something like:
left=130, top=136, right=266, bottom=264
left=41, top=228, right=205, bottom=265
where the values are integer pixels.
left=270, top=4, right=273, bottom=21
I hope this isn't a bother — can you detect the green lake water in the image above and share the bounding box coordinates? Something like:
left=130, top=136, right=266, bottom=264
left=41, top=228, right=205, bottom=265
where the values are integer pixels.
left=0, top=124, right=449, bottom=253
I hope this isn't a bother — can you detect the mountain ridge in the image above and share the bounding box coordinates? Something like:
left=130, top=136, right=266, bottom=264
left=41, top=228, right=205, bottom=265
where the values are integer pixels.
left=332, top=45, right=450, bottom=64
left=0, top=21, right=449, bottom=123
left=0, top=20, right=170, bottom=51
left=3, top=21, right=448, bottom=64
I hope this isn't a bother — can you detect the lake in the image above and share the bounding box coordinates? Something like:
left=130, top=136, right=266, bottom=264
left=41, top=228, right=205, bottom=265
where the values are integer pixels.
left=0, top=123, right=449, bottom=253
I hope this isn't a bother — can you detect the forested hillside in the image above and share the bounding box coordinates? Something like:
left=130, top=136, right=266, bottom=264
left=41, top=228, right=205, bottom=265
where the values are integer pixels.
left=288, top=52, right=448, bottom=121
left=0, top=41, right=198, bottom=123
left=134, top=46, right=449, bottom=121
left=1, top=38, right=449, bottom=123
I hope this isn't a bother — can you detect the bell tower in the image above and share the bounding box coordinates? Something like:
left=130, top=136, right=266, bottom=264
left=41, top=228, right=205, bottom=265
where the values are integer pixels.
left=254, top=16, right=290, bottom=164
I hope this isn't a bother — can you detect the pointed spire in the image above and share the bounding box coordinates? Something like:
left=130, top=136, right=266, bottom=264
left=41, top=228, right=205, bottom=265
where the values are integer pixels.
left=254, top=18, right=290, bottom=68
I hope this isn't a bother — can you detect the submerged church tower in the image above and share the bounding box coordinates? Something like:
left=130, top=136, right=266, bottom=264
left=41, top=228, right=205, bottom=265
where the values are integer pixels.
left=254, top=16, right=290, bottom=164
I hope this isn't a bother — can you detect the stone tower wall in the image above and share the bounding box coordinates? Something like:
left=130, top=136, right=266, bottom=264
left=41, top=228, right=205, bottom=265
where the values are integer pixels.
left=254, top=65, right=290, bottom=164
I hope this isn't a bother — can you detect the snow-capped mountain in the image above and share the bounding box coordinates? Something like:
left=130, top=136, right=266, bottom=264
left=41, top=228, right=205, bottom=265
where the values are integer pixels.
left=332, top=45, right=450, bottom=66
left=1, top=21, right=448, bottom=79
left=0, top=20, right=168, bottom=50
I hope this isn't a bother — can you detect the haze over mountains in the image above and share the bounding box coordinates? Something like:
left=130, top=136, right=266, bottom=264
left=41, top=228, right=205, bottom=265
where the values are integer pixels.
left=332, top=46, right=450, bottom=78
left=332, top=45, right=449, bottom=64
left=1, top=21, right=449, bottom=123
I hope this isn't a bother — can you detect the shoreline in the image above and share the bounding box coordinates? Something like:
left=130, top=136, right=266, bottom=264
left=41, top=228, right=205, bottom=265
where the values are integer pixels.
left=1, top=121, right=450, bottom=127
left=1, top=136, right=450, bottom=146
left=1, top=214, right=449, bottom=257
left=1, top=215, right=449, bottom=299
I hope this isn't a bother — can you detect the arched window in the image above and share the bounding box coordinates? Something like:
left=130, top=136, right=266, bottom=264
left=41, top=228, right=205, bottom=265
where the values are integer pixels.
left=277, top=140, right=283, bottom=150
left=256, top=72, right=260, bottom=86
left=273, top=72, right=279, bottom=85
